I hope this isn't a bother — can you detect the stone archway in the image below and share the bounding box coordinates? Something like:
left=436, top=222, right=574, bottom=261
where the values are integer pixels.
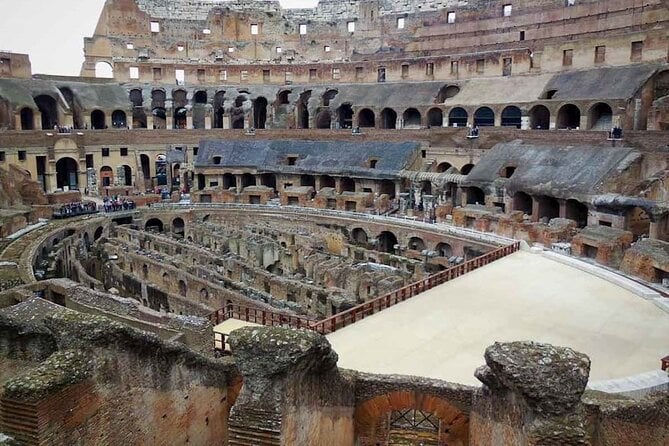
left=355, top=391, right=468, bottom=446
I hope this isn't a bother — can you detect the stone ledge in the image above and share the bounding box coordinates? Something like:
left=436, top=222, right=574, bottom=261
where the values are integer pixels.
left=541, top=250, right=661, bottom=301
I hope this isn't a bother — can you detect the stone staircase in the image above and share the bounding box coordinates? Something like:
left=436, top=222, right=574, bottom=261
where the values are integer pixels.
left=228, top=407, right=281, bottom=446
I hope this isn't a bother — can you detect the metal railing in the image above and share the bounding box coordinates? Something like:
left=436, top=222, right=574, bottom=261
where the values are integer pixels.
left=310, top=241, right=521, bottom=334
left=210, top=302, right=315, bottom=330
left=208, top=241, right=521, bottom=339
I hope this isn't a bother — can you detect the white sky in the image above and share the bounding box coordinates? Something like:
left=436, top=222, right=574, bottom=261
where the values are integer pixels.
left=0, top=0, right=319, bottom=76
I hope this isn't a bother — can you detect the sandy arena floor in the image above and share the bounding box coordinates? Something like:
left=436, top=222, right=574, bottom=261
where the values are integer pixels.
left=327, top=251, right=669, bottom=386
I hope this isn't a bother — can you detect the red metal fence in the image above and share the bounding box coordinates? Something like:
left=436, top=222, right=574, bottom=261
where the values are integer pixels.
left=209, top=302, right=315, bottom=329
left=209, top=241, right=521, bottom=337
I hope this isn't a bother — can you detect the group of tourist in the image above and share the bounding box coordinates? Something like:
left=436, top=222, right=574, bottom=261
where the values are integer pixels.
left=102, top=196, right=136, bottom=212
left=53, top=201, right=99, bottom=219
left=609, top=126, right=623, bottom=139
left=468, top=125, right=480, bottom=137
left=53, top=124, right=75, bottom=133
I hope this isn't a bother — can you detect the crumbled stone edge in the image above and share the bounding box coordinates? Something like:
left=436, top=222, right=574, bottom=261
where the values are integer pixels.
left=3, top=350, right=93, bottom=402
left=44, top=311, right=234, bottom=372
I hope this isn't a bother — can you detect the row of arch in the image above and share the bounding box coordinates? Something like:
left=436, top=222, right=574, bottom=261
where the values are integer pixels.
left=6, top=86, right=613, bottom=132
left=349, top=227, right=455, bottom=257
left=16, top=103, right=128, bottom=130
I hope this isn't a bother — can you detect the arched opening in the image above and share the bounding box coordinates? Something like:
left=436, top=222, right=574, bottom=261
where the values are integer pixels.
left=145, top=218, right=164, bottom=232
left=121, top=165, right=132, bottom=187
left=437, top=162, right=452, bottom=173
left=59, top=87, right=84, bottom=129
left=588, top=102, right=613, bottom=130
left=448, top=107, right=468, bottom=127
left=277, top=90, right=290, bottom=105
left=20, top=108, right=34, bottom=130
left=241, top=173, right=256, bottom=189
left=474, top=106, right=495, bottom=127
left=194, top=90, right=207, bottom=104
left=173, top=89, right=188, bottom=108
left=338, top=104, right=353, bottom=129
left=300, top=174, right=316, bottom=188
left=354, top=392, right=468, bottom=446
left=437, top=85, right=461, bottom=102
left=142, top=264, right=149, bottom=279
left=351, top=228, right=368, bottom=245
left=340, top=177, right=355, bottom=193
left=467, top=187, right=485, bottom=205
left=172, top=217, right=185, bottom=238
left=297, top=91, right=311, bottom=129
left=222, top=173, right=235, bottom=189
left=421, top=181, right=433, bottom=195
left=55, top=157, right=79, bottom=190
left=501, top=106, right=522, bottom=128
left=178, top=280, right=187, bottom=297
left=357, top=108, right=375, bottom=128
left=436, top=242, right=453, bottom=257
left=260, top=173, right=277, bottom=190
left=197, top=173, right=206, bottom=190
left=91, top=110, right=106, bottom=130
left=528, top=105, right=550, bottom=130
left=322, top=89, right=338, bottom=106
left=214, top=91, right=225, bottom=129
left=380, top=108, right=397, bottom=129
left=403, top=108, right=421, bottom=129
left=427, top=108, right=443, bottom=128
left=536, top=195, right=560, bottom=221
left=94, top=227, right=104, bottom=241
left=379, top=180, right=395, bottom=198
left=253, top=97, right=268, bottom=129
left=315, top=110, right=332, bottom=129
left=378, top=231, right=399, bottom=253
left=155, top=154, right=167, bottom=186
left=565, top=199, right=588, bottom=228
left=152, top=108, right=166, bottom=129
left=129, top=89, right=146, bottom=128
left=460, top=164, right=475, bottom=175
left=557, top=104, right=581, bottom=129
left=34, top=95, right=58, bottom=129
left=173, top=107, right=187, bottom=129
left=140, top=154, right=150, bottom=181
left=320, top=175, right=336, bottom=189
left=407, top=237, right=426, bottom=251
left=99, top=166, right=113, bottom=187
left=626, top=206, right=650, bottom=239
left=513, top=192, right=533, bottom=215
left=200, top=288, right=209, bottom=300
left=94, top=61, right=113, bottom=79
left=111, top=110, right=127, bottom=128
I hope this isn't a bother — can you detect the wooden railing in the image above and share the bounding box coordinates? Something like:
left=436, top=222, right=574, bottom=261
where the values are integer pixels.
left=310, top=241, right=521, bottom=334
left=209, top=303, right=315, bottom=330
left=209, top=241, right=521, bottom=339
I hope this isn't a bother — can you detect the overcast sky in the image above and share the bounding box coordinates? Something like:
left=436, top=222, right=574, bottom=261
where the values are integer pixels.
left=0, top=0, right=318, bottom=76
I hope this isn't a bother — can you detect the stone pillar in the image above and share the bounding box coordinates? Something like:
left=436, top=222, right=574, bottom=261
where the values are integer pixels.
left=228, top=327, right=354, bottom=446
left=236, top=175, right=243, bottom=192
left=14, top=113, right=21, bottom=130
left=146, top=114, right=154, bottom=130
left=549, top=115, right=556, bottom=130
left=186, top=115, right=193, bottom=129
left=531, top=196, right=540, bottom=222
left=494, top=112, right=502, bottom=127
left=395, top=181, right=402, bottom=198
left=62, top=114, right=74, bottom=128
left=441, top=114, right=448, bottom=128
left=166, top=116, right=174, bottom=129
left=471, top=341, right=591, bottom=445
left=205, top=115, right=212, bottom=130
left=579, top=113, right=587, bottom=130
left=223, top=115, right=230, bottom=130
left=104, top=113, right=113, bottom=130
left=558, top=199, right=567, bottom=219
left=334, top=178, right=342, bottom=194
left=35, top=114, right=43, bottom=131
